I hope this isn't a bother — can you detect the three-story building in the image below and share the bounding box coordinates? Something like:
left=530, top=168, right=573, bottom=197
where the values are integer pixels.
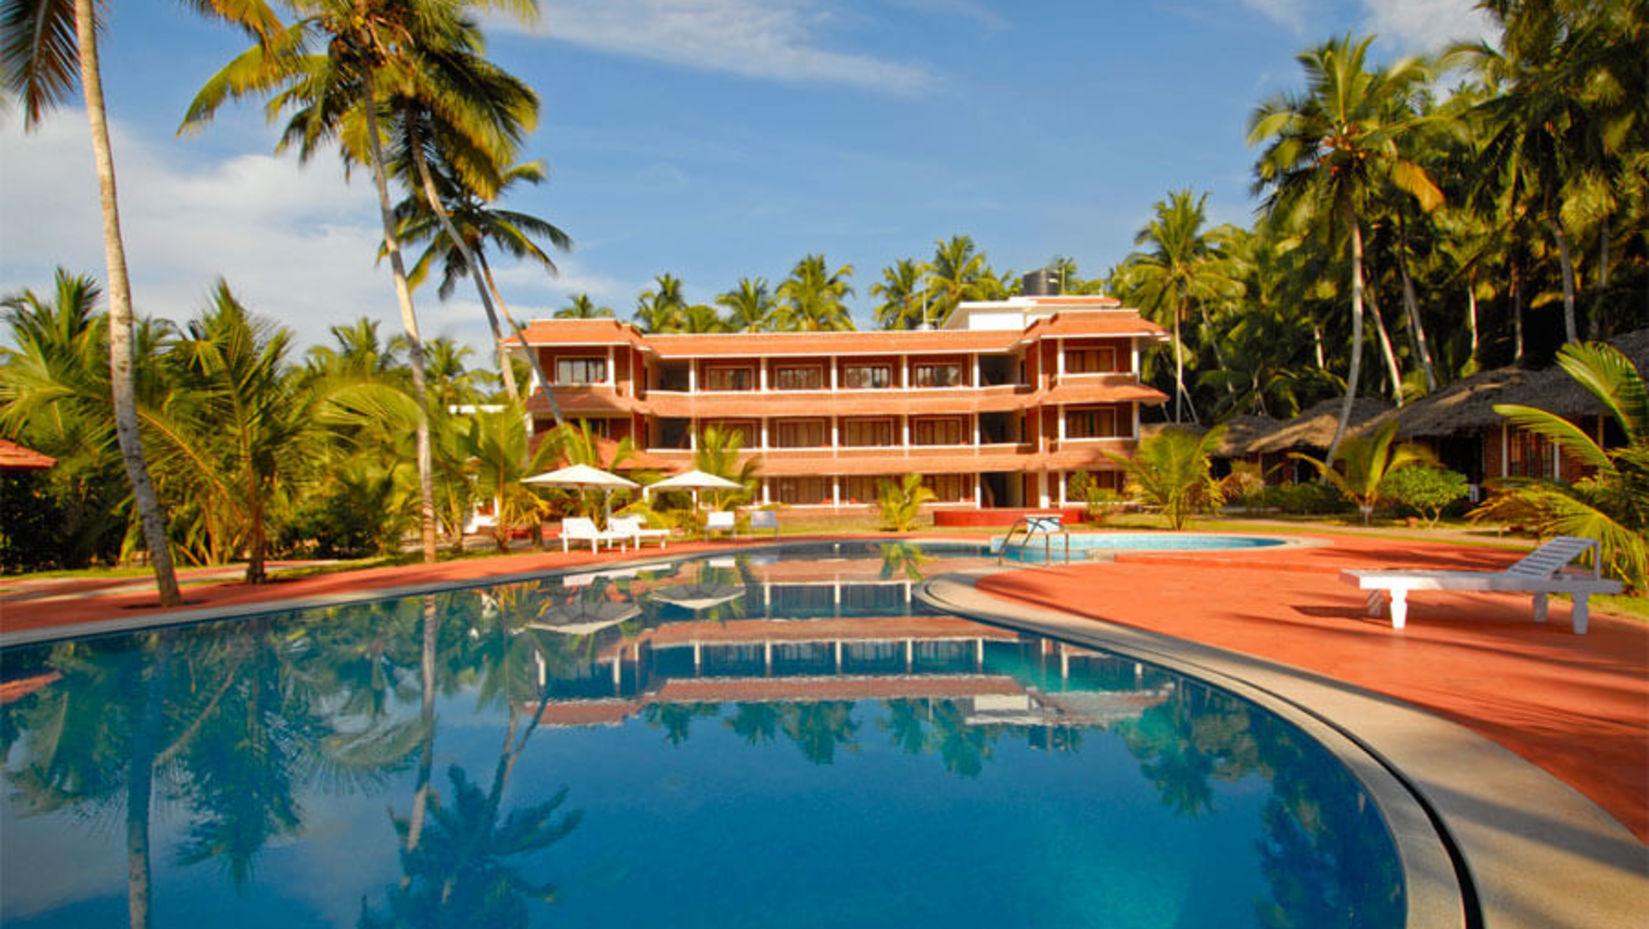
left=518, top=293, right=1167, bottom=512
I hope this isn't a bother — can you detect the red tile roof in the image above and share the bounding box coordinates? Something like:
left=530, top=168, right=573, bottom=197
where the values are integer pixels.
left=0, top=439, right=55, bottom=471
left=518, top=318, right=647, bottom=348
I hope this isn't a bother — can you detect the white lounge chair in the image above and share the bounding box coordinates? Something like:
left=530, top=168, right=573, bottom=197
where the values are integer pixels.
left=746, top=509, right=779, bottom=540
left=1340, top=535, right=1622, bottom=634
left=705, top=511, right=735, bottom=540
left=610, top=515, right=670, bottom=549
left=560, top=517, right=629, bottom=553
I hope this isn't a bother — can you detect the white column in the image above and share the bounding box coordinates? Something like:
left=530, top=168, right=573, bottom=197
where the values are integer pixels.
left=832, top=477, right=840, bottom=508
left=973, top=414, right=981, bottom=447
left=1058, top=471, right=1067, bottom=507
left=1037, top=472, right=1050, bottom=508
left=898, top=354, right=907, bottom=389
left=605, top=346, right=616, bottom=387
left=761, top=479, right=771, bottom=505
left=902, top=416, right=910, bottom=447
left=830, top=360, right=838, bottom=391
left=688, top=361, right=697, bottom=393
left=1501, top=424, right=1510, bottom=478
left=759, top=359, right=768, bottom=391
left=760, top=419, right=769, bottom=450
left=974, top=479, right=982, bottom=508
left=831, top=417, right=839, bottom=448
left=1130, top=339, right=1139, bottom=374
left=1057, top=406, right=1067, bottom=443
left=1055, top=338, right=1065, bottom=381
left=689, top=427, right=698, bottom=451
left=1552, top=440, right=1562, bottom=480
left=1132, top=403, right=1141, bottom=438
left=972, top=353, right=981, bottom=387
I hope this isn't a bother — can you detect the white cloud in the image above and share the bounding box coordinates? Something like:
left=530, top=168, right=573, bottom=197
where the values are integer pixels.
left=522, top=0, right=938, bottom=95
left=1238, top=0, right=1308, bottom=33
left=0, top=112, right=520, bottom=352
left=1362, top=0, right=1496, bottom=52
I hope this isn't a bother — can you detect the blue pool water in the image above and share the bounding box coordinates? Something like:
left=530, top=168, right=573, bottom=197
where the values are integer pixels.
left=0, top=541, right=1402, bottom=929
left=992, top=532, right=1286, bottom=562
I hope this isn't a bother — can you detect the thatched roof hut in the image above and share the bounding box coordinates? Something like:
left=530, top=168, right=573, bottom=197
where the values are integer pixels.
left=1209, top=414, right=1283, bottom=457
left=1245, top=397, right=1392, bottom=454
left=1368, top=328, right=1649, bottom=439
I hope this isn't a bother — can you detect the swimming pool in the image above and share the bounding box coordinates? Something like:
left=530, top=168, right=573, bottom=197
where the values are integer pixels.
left=991, top=531, right=1289, bottom=562
left=0, top=541, right=1404, bottom=928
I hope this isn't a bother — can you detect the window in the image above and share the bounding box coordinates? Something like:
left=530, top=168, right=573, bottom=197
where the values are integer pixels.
left=774, top=365, right=823, bottom=390
left=772, top=477, right=831, bottom=504
left=556, top=357, right=606, bottom=385
left=841, top=418, right=895, bottom=447
left=702, top=420, right=756, bottom=447
left=773, top=419, right=828, bottom=447
left=842, top=364, right=892, bottom=389
left=1065, top=347, right=1117, bottom=373
left=921, top=474, right=968, bottom=502
left=574, top=418, right=611, bottom=439
left=911, top=417, right=966, bottom=445
left=704, top=366, right=754, bottom=391
left=1067, top=407, right=1118, bottom=439
left=1509, top=428, right=1554, bottom=478
left=844, top=476, right=889, bottom=504
left=912, top=363, right=962, bottom=387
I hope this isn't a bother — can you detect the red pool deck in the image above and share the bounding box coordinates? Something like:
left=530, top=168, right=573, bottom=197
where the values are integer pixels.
left=2, top=531, right=1645, bottom=845
left=976, top=534, right=1649, bottom=843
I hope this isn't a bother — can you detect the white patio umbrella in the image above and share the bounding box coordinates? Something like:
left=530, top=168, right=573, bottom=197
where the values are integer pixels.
left=526, top=463, right=640, bottom=524
left=643, top=468, right=743, bottom=507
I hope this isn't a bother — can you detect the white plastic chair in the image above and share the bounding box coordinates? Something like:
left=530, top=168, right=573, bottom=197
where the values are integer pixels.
left=610, top=515, right=670, bottom=549
left=560, top=517, right=629, bottom=553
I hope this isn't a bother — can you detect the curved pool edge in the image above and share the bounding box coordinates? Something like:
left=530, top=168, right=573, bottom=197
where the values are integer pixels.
left=916, top=569, right=1649, bottom=929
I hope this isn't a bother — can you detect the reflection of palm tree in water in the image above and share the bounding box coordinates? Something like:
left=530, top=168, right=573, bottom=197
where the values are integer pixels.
left=366, top=591, right=584, bottom=928
left=878, top=542, right=930, bottom=581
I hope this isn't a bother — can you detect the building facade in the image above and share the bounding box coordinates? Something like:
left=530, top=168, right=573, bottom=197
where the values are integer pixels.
left=518, top=295, right=1168, bottom=510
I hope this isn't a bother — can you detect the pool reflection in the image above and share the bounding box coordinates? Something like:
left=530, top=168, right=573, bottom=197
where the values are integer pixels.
left=0, top=543, right=1402, bottom=929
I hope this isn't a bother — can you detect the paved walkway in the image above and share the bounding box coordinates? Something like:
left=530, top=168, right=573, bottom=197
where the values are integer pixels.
left=2, top=531, right=1645, bottom=849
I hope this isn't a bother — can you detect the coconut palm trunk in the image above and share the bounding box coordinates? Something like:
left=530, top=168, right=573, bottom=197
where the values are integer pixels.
left=362, top=76, right=438, bottom=564
left=407, top=595, right=439, bottom=850
left=1548, top=195, right=1580, bottom=343
left=1365, top=282, right=1404, bottom=405
left=403, top=134, right=562, bottom=424
left=74, top=0, right=182, bottom=605
left=1327, top=220, right=1368, bottom=461
left=1395, top=214, right=1436, bottom=391
left=1466, top=266, right=1480, bottom=362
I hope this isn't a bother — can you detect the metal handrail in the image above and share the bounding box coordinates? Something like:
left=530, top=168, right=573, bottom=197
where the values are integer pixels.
left=996, top=515, right=1071, bottom=566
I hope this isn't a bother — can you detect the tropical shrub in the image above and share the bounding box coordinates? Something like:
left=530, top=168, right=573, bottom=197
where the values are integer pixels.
left=1106, top=426, right=1226, bottom=530
left=1067, top=470, right=1093, bottom=503
left=1380, top=467, right=1468, bottom=527
left=1262, top=482, right=1349, bottom=515
left=1218, top=461, right=1268, bottom=508
left=1085, top=487, right=1123, bottom=523
left=1472, top=342, right=1649, bottom=592
left=1291, top=421, right=1437, bottom=523
left=878, top=474, right=936, bottom=532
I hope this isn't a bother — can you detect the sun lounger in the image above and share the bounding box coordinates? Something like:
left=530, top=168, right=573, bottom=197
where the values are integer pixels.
left=560, top=517, right=630, bottom=554
left=1340, top=535, right=1622, bottom=633
left=610, top=515, right=670, bottom=549
left=746, top=509, right=779, bottom=540
left=705, top=510, right=735, bottom=540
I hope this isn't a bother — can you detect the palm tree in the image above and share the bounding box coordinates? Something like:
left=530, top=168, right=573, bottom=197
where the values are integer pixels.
left=715, top=277, right=775, bottom=332
left=925, top=235, right=988, bottom=326
left=0, top=0, right=277, bottom=600
left=634, top=273, right=688, bottom=333
left=693, top=425, right=759, bottom=509
left=869, top=258, right=930, bottom=330
left=464, top=401, right=558, bottom=550
left=774, top=255, right=855, bottom=331
left=1114, top=189, right=1241, bottom=424
left=395, top=159, right=571, bottom=409
left=1474, top=341, right=1649, bottom=590
left=1249, top=35, right=1441, bottom=460
left=555, top=293, right=613, bottom=319
left=1291, top=420, right=1438, bottom=523
left=679, top=302, right=728, bottom=333
left=877, top=474, right=935, bottom=531
left=147, top=281, right=319, bottom=582
left=183, top=0, right=535, bottom=564
left=1105, top=427, right=1228, bottom=531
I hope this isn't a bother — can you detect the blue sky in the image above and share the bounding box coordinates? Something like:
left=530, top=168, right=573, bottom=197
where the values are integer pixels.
left=0, top=0, right=1494, bottom=352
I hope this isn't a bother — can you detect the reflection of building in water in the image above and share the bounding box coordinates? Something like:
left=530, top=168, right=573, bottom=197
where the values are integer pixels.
left=524, top=562, right=1173, bottom=742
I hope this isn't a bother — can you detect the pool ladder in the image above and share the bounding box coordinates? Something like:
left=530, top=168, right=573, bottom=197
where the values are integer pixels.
left=997, top=515, right=1071, bottom=566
